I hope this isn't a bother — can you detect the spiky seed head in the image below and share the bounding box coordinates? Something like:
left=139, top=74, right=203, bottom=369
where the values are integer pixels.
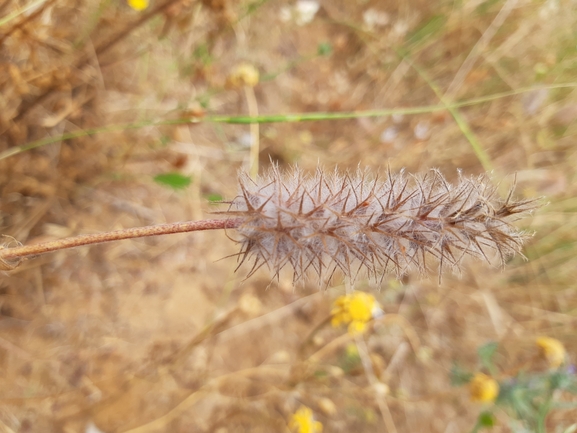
left=226, top=164, right=540, bottom=285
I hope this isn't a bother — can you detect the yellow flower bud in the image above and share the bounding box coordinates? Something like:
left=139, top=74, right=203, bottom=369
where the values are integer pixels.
left=536, top=337, right=566, bottom=368
left=228, top=63, right=259, bottom=88
left=128, top=0, right=149, bottom=11
left=289, top=406, right=323, bottom=433
left=469, top=372, right=499, bottom=403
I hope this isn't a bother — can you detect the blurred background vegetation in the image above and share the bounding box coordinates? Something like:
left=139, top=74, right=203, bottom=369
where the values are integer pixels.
left=1, top=0, right=576, bottom=432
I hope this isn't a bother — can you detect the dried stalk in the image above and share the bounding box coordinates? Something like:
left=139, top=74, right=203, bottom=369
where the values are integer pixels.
left=13, top=0, right=185, bottom=122
left=0, top=218, right=241, bottom=271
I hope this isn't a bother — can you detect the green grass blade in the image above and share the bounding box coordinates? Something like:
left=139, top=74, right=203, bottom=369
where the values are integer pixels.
left=398, top=50, right=494, bottom=172
left=2, top=84, right=576, bottom=161
left=0, top=0, right=48, bottom=27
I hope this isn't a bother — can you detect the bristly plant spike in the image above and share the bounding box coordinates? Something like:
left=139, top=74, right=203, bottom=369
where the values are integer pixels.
left=0, top=164, right=540, bottom=285
left=225, top=164, right=540, bottom=285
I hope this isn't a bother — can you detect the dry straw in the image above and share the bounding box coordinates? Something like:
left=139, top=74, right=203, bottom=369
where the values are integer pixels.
left=1, top=164, right=540, bottom=284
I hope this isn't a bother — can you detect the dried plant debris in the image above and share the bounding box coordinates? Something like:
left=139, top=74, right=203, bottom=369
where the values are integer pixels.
left=227, top=165, right=540, bottom=285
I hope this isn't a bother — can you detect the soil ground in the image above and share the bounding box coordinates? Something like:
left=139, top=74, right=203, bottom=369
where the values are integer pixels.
left=1, top=1, right=577, bottom=432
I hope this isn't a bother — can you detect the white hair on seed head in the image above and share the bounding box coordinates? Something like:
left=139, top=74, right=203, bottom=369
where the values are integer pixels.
left=226, top=163, right=539, bottom=286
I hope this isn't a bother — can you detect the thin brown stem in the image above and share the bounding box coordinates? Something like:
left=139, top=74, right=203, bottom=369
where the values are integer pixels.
left=0, top=218, right=242, bottom=270
left=93, top=0, right=182, bottom=58
left=0, top=0, right=58, bottom=47
left=13, top=0, right=183, bottom=122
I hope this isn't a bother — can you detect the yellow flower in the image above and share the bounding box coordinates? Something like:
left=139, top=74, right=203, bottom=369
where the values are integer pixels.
left=128, top=0, right=149, bottom=11
left=469, top=372, right=499, bottom=403
left=331, top=292, right=382, bottom=335
left=289, top=406, right=323, bottom=433
left=536, top=337, right=566, bottom=368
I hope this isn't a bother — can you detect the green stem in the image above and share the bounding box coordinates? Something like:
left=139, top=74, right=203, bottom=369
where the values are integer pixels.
left=2, top=84, right=575, bottom=161
left=536, top=396, right=552, bottom=433
left=397, top=50, right=494, bottom=172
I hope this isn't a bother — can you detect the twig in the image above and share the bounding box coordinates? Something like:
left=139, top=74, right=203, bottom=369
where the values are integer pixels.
left=444, top=0, right=518, bottom=100
left=0, top=218, right=242, bottom=270
left=0, top=0, right=56, bottom=44
left=13, top=0, right=184, bottom=122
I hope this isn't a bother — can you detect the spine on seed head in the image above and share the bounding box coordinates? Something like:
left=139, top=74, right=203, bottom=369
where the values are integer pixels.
left=225, top=164, right=540, bottom=285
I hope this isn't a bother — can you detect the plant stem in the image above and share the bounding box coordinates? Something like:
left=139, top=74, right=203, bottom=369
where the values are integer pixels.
left=4, top=83, right=577, bottom=161
left=0, top=218, right=242, bottom=270
left=397, top=50, right=494, bottom=172
left=12, top=0, right=183, bottom=122
left=536, top=396, right=552, bottom=433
